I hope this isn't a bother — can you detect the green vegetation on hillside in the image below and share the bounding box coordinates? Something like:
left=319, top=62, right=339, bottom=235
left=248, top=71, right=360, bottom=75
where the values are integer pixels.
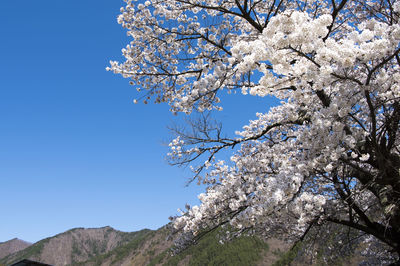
left=150, top=228, right=269, bottom=266
left=77, top=229, right=153, bottom=265
left=272, top=242, right=302, bottom=266
left=70, top=227, right=152, bottom=265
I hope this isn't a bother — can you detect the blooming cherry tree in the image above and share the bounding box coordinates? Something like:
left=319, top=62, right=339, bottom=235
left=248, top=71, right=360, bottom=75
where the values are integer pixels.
left=109, top=0, right=400, bottom=262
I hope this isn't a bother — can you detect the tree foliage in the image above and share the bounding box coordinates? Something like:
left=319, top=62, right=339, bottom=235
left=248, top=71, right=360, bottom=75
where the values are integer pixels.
left=109, top=0, right=400, bottom=263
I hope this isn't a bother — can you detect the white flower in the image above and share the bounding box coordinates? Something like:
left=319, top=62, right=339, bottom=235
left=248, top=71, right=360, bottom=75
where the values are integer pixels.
left=360, top=154, right=370, bottom=161
left=325, top=163, right=334, bottom=172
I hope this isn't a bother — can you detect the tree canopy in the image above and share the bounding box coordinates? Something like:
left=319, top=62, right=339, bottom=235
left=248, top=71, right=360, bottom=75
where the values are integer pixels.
left=109, top=0, right=400, bottom=263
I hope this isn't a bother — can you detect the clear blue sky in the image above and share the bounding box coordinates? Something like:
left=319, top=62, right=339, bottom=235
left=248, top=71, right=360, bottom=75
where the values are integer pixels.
left=0, top=0, right=277, bottom=243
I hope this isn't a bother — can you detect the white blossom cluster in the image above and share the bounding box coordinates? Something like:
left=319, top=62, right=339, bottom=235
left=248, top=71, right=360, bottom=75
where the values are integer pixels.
left=111, top=0, right=400, bottom=260
left=173, top=6, right=400, bottom=237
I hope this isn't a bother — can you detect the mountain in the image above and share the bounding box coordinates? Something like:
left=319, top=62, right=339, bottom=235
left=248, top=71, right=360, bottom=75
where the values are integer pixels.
left=0, top=238, right=31, bottom=260
left=0, top=226, right=150, bottom=266
left=0, top=226, right=287, bottom=266
left=78, top=226, right=283, bottom=266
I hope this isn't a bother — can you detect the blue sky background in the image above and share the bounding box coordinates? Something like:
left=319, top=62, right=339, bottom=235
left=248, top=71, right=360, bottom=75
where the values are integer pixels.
left=0, top=0, right=277, bottom=243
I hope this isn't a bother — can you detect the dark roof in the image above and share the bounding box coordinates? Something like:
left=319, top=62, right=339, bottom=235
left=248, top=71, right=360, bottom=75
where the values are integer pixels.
left=9, top=259, right=53, bottom=266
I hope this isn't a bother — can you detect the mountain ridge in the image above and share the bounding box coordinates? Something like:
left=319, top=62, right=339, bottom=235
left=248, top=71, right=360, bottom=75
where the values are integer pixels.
left=0, top=238, right=31, bottom=260
left=0, top=225, right=281, bottom=266
left=0, top=226, right=150, bottom=266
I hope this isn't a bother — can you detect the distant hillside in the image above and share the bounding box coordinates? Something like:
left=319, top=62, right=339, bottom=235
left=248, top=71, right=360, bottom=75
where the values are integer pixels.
left=147, top=227, right=274, bottom=266
left=0, top=226, right=147, bottom=266
left=0, top=226, right=289, bottom=266
left=0, top=238, right=31, bottom=260
left=76, top=226, right=278, bottom=266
